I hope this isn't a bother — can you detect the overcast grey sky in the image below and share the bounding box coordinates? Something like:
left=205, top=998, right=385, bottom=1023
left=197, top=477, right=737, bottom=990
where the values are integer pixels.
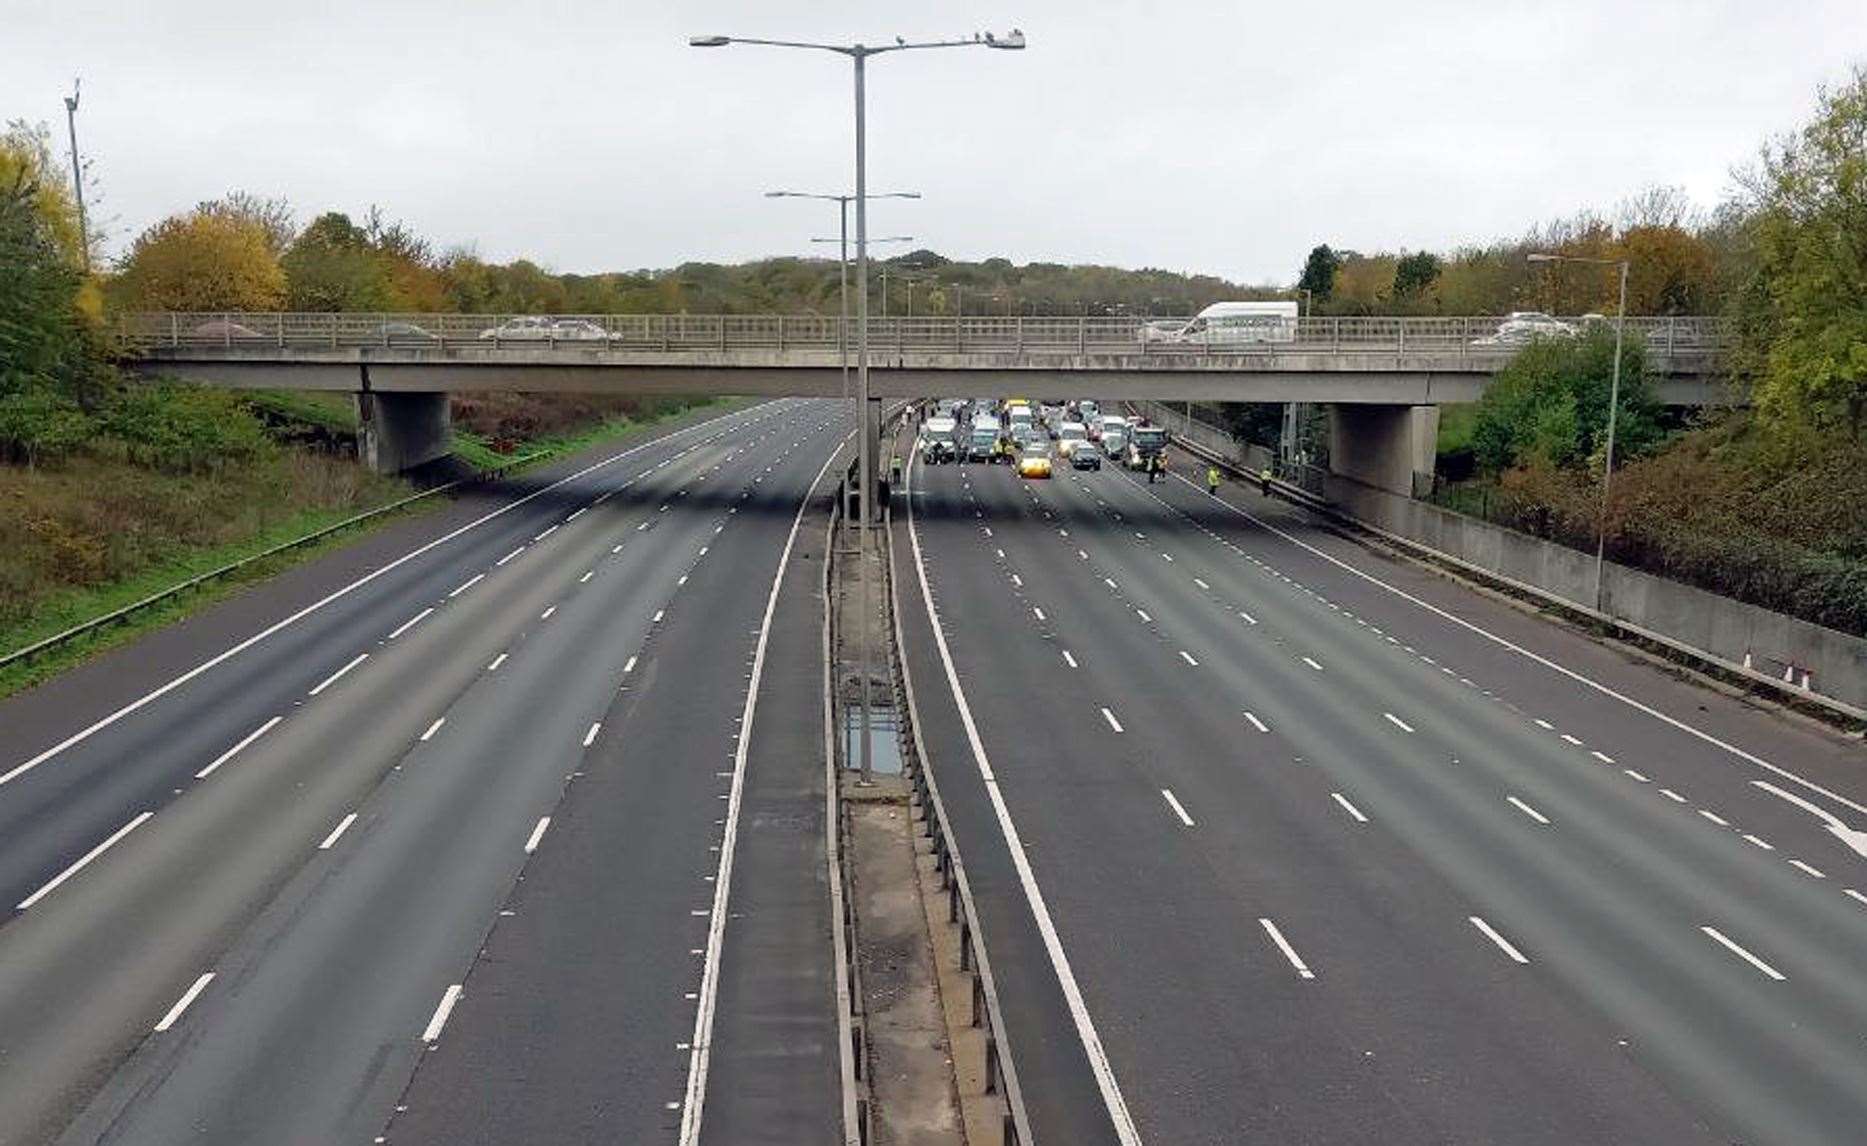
left=9, top=1, right=1864, bottom=283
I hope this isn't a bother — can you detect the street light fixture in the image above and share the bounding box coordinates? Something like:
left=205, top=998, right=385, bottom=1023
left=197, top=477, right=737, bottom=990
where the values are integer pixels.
left=1527, top=251, right=1630, bottom=613
left=768, top=190, right=920, bottom=402
left=62, top=78, right=89, bottom=273
left=697, top=28, right=1024, bottom=791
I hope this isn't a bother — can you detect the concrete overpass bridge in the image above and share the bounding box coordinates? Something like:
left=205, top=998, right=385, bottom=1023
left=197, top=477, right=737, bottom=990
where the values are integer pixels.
left=115, top=312, right=1734, bottom=491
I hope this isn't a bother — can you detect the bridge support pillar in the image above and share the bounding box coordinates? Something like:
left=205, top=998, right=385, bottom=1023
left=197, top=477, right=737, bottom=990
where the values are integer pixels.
left=356, top=390, right=452, bottom=474
left=1326, top=403, right=1438, bottom=497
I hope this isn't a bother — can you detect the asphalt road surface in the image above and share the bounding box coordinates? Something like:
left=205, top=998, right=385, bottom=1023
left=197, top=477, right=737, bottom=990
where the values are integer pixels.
left=894, top=441, right=1867, bottom=1146
left=0, top=398, right=852, bottom=1145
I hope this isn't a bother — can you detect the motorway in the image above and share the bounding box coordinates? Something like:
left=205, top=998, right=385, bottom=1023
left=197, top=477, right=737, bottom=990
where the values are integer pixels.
left=894, top=432, right=1867, bottom=1145
left=0, top=398, right=852, bottom=1145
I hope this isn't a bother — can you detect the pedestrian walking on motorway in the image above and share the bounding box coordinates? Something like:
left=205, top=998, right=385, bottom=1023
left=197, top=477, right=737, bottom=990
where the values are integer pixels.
left=1147, top=454, right=1160, bottom=483
left=890, top=453, right=903, bottom=486
left=1259, top=467, right=1274, bottom=497
left=1206, top=464, right=1221, bottom=496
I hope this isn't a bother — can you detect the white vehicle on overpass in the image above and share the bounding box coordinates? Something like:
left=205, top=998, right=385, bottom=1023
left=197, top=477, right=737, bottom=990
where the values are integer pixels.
left=1142, top=301, right=1299, bottom=346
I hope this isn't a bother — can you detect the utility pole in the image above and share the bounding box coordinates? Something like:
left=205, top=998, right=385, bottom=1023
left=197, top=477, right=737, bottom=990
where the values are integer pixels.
left=63, top=79, right=90, bottom=273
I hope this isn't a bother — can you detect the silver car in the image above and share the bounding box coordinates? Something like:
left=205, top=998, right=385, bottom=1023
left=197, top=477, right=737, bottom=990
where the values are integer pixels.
left=1472, top=312, right=1578, bottom=347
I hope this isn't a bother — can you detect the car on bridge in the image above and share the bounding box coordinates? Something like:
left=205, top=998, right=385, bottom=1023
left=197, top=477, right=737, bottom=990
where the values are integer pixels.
left=1140, top=301, right=1299, bottom=346
left=478, top=316, right=554, bottom=341
left=188, top=318, right=266, bottom=341
left=1472, top=311, right=1578, bottom=346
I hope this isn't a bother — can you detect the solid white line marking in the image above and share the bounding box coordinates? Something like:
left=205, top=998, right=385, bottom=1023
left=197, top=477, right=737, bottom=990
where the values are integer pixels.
left=447, top=573, right=484, bottom=598
left=1161, top=789, right=1195, bottom=827
left=420, top=717, right=445, bottom=742
left=422, top=984, right=465, bottom=1041
left=308, top=653, right=368, bottom=696
left=1701, top=926, right=1785, bottom=980
left=1384, top=712, right=1415, bottom=733
left=1260, top=918, right=1314, bottom=979
left=583, top=722, right=602, bottom=748
left=1244, top=712, right=1269, bottom=733
left=1470, top=916, right=1530, bottom=963
left=1331, top=792, right=1368, bottom=822
left=1062, top=651, right=1078, bottom=669
left=906, top=458, right=1141, bottom=1146
left=534, top=525, right=559, bottom=541
left=387, top=608, right=434, bottom=640
left=153, top=973, right=216, bottom=1032
left=1301, top=656, right=1323, bottom=672
left=486, top=652, right=508, bottom=672
left=318, top=812, right=358, bottom=850
left=1101, top=707, right=1124, bottom=733
left=195, top=716, right=282, bottom=779
left=1508, top=796, right=1551, bottom=825
left=1789, top=859, right=1826, bottom=879
left=525, top=817, right=552, bottom=854
left=17, top=811, right=155, bottom=909
left=1179, top=650, right=1199, bottom=666
left=0, top=407, right=772, bottom=791
left=680, top=432, right=849, bottom=1146
left=1154, top=470, right=1867, bottom=821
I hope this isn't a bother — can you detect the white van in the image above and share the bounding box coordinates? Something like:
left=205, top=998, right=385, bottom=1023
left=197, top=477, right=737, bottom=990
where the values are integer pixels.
left=1099, top=415, right=1129, bottom=456
left=1143, top=301, right=1299, bottom=346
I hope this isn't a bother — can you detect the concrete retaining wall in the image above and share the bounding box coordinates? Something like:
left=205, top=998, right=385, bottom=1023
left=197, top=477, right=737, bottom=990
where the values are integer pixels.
left=1133, top=400, right=1867, bottom=718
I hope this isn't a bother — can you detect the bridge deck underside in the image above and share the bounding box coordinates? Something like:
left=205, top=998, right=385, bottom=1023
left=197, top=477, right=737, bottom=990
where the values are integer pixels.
left=130, top=353, right=1731, bottom=406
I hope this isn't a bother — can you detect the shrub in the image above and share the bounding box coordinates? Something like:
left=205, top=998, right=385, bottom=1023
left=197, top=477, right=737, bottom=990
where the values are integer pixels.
left=102, top=384, right=274, bottom=472
left=0, top=389, right=94, bottom=466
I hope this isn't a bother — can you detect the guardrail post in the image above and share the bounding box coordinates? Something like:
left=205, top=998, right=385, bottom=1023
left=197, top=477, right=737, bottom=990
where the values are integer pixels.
left=168, top=312, right=178, bottom=347
left=777, top=314, right=785, bottom=352
left=1014, top=318, right=1023, bottom=356
left=718, top=315, right=726, bottom=352
left=1078, top=316, right=1087, bottom=356
left=1332, top=317, right=1341, bottom=354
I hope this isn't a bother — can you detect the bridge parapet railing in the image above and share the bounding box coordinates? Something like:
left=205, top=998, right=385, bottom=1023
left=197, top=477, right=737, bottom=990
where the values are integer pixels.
left=113, top=312, right=1730, bottom=358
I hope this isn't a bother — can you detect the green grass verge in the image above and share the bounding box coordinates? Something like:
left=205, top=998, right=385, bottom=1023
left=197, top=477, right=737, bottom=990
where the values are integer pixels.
left=0, top=395, right=754, bottom=702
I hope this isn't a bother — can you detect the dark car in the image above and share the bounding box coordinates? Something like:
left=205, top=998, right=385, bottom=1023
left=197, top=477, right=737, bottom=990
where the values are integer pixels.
left=1070, top=444, right=1103, bottom=470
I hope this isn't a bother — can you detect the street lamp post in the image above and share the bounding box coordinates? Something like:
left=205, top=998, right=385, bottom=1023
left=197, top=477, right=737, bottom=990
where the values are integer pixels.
left=696, top=28, right=1024, bottom=790
left=62, top=79, right=89, bottom=274
left=769, top=191, right=919, bottom=404
left=1528, top=251, right=1630, bottom=613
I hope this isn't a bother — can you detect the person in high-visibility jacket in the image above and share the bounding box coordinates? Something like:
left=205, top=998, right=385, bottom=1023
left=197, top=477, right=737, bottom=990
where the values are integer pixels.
left=1206, top=465, right=1221, bottom=496
left=1259, top=468, right=1274, bottom=496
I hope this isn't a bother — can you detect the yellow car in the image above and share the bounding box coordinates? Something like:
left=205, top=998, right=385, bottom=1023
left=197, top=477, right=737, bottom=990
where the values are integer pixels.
left=1017, top=444, right=1053, bottom=479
